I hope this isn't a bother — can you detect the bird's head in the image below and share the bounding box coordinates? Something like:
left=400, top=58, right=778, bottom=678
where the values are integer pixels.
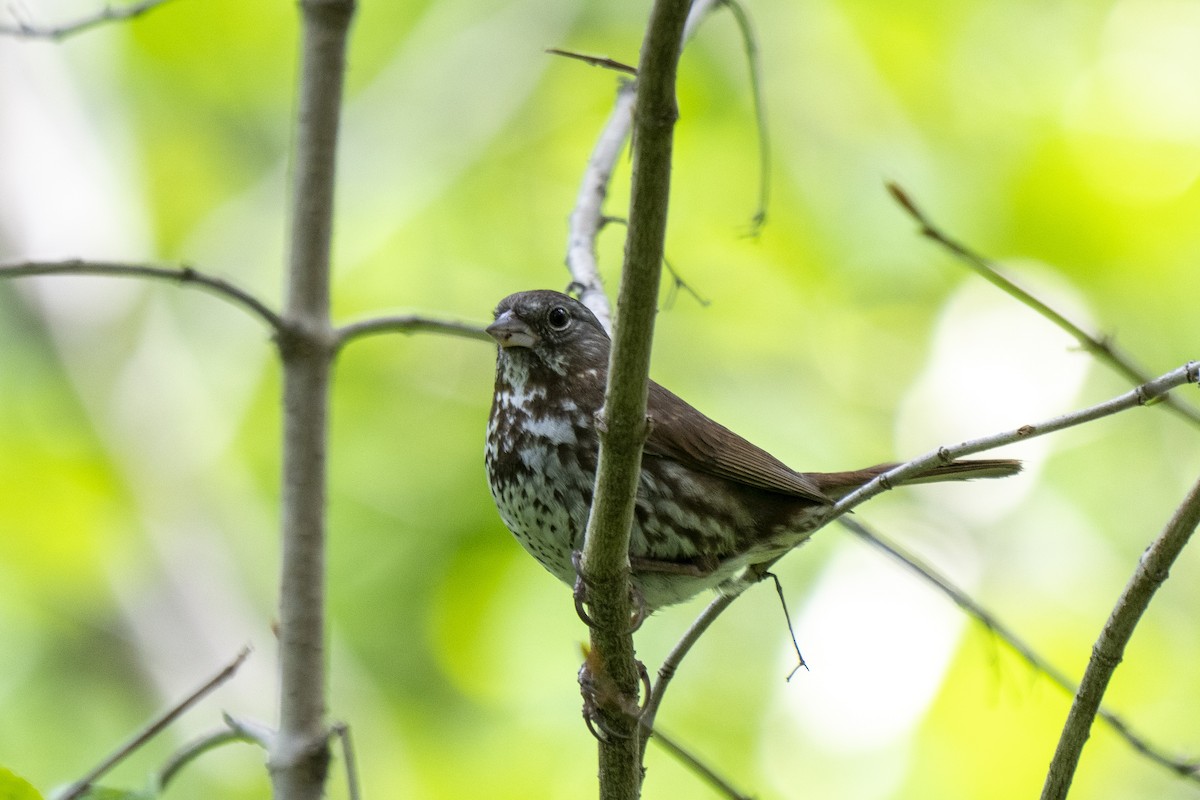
left=487, top=290, right=610, bottom=377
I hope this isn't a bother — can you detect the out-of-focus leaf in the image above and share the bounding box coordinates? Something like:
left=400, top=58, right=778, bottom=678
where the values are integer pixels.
left=0, top=768, right=43, bottom=800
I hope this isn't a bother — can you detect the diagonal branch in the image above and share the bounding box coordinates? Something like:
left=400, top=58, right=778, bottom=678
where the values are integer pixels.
left=646, top=363, right=1200, bottom=738
left=887, top=182, right=1200, bottom=429
left=840, top=516, right=1200, bottom=784
left=0, top=259, right=285, bottom=333
left=58, top=646, right=251, bottom=800
left=830, top=362, right=1199, bottom=520
left=0, top=0, right=180, bottom=40
left=1041, top=474, right=1200, bottom=798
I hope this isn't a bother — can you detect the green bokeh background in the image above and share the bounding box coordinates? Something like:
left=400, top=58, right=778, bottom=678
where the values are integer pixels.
left=2, top=0, right=1199, bottom=798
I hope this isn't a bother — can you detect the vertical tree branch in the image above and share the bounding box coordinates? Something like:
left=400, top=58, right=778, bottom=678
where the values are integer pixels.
left=1040, top=473, right=1200, bottom=799
left=272, top=1, right=355, bottom=798
left=580, top=1, right=691, bottom=797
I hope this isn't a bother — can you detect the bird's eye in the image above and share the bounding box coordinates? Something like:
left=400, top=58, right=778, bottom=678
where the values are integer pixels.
left=547, top=306, right=571, bottom=330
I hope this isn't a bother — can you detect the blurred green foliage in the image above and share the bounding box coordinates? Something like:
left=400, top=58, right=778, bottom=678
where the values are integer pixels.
left=1, top=0, right=1199, bottom=798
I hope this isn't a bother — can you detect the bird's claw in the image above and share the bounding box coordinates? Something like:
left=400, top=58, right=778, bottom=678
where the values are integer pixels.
left=572, top=550, right=648, bottom=633
left=578, top=655, right=652, bottom=742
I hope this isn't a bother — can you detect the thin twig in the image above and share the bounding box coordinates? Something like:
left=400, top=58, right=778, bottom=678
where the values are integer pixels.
left=563, top=0, right=723, bottom=331
left=0, top=0, right=179, bottom=40
left=57, top=646, right=252, bottom=800
left=840, top=517, right=1200, bottom=784
left=157, top=728, right=258, bottom=792
left=0, top=260, right=285, bottom=333
left=547, top=48, right=638, bottom=76
left=719, top=0, right=770, bottom=234
left=565, top=80, right=637, bottom=332
left=333, top=313, right=489, bottom=351
left=829, top=362, right=1200, bottom=522
left=641, top=592, right=735, bottom=743
left=331, top=723, right=361, bottom=800
left=647, top=363, right=1200, bottom=745
left=1042, top=474, right=1200, bottom=798
left=887, top=182, right=1200, bottom=429
left=642, top=722, right=753, bottom=800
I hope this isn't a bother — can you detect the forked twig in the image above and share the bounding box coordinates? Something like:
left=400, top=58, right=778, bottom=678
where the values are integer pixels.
left=58, top=646, right=252, bottom=800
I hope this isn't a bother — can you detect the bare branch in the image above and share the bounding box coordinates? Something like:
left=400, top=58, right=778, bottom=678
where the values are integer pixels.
left=1042, top=475, right=1200, bottom=798
left=0, top=259, right=285, bottom=333
left=719, top=0, right=770, bottom=234
left=841, top=517, right=1200, bottom=784
left=642, top=722, right=753, bottom=800
left=829, top=362, right=1200, bottom=521
left=0, top=0, right=179, bottom=40
left=581, top=0, right=692, bottom=795
left=547, top=47, right=638, bottom=76
left=58, top=646, right=252, bottom=800
left=888, top=182, right=1200, bottom=429
left=333, top=313, right=489, bottom=351
left=157, top=727, right=258, bottom=792
left=563, top=0, right=724, bottom=331
left=648, top=363, right=1200, bottom=748
left=331, top=723, right=361, bottom=800
left=272, top=1, right=356, bottom=798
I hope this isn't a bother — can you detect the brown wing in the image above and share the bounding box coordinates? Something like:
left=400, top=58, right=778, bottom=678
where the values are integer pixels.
left=643, top=380, right=831, bottom=505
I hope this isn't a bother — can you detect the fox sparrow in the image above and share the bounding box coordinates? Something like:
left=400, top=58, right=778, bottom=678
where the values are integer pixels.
left=485, top=289, right=1020, bottom=611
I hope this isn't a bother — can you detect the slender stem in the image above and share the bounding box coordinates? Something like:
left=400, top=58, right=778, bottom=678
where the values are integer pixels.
left=647, top=363, right=1200, bottom=760
left=1041, top=475, right=1200, bottom=798
left=272, top=1, right=355, bottom=798
left=158, top=728, right=258, bottom=792
left=642, top=723, right=753, bottom=800
left=841, top=517, right=1200, bottom=783
left=563, top=0, right=722, bottom=331
left=57, top=647, right=251, bottom=800
left=333, top=313, right=489, bottom=351
left=888, top=182, right=1200, bottom=429
left=0, top=260, right=284, bottom=332
left=0, top=0, right=179, bottom=40
left=581, top=1, right=691, bottom=798
left=830, top=362, right=1200, bottom=521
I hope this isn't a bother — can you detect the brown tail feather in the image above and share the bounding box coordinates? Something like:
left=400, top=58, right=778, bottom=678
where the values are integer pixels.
left=811, top=458, right=1022, bottom=500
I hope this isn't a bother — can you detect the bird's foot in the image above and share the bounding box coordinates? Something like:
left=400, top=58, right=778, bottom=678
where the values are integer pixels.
left=579, top=651, right=652, bottom=742
left=572, top=550, right=648, bottom=633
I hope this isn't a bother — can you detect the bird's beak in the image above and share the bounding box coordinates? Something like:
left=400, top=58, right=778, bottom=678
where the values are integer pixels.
left=486, top=310, right=538, bottom=349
